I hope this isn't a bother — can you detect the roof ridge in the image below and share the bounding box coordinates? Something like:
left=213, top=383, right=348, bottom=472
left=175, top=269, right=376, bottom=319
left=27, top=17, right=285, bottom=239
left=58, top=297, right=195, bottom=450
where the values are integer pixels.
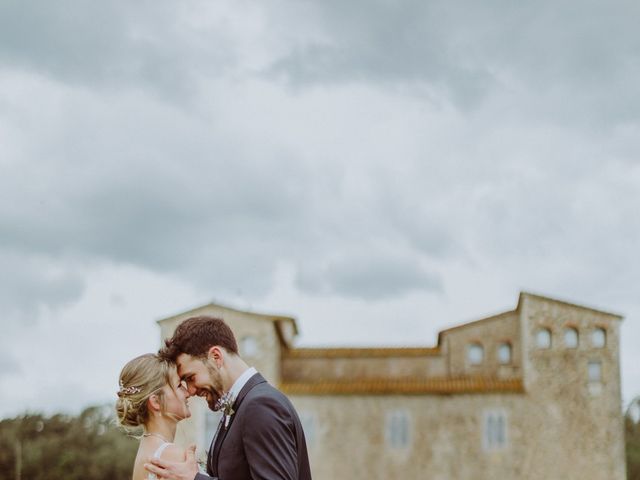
left=156, top=301, right=296, bottom=324
left=518, top=291, right=623, bottom=319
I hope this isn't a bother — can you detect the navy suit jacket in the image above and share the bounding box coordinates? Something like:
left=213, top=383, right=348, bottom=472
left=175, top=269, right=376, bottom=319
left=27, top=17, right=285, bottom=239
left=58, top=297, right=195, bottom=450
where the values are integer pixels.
left=195, top=373, right=311, bottom=480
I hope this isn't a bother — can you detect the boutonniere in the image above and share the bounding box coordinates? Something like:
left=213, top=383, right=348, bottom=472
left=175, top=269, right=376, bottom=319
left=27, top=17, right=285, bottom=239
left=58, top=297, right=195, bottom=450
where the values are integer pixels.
left=222, top=400, right=235, bottom=428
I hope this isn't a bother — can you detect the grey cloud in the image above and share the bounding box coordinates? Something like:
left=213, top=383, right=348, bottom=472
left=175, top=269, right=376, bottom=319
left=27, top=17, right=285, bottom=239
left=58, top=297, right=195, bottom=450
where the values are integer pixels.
left=0, top=250, right=85, bottom=320
left=296, top=249, right=442, bottom=300
left=0, top=0, right=234, bottom=98
left=374, top=187, right=460, bottom=259
left=269, top=1, right=497, bottom=109
left=5, top=0, right=638, bottom=125
left=1, top=72, right=464, bottom=305
left=1, top=141, right=455, bottom=305
left=0, top=90, right=315, bottom=300
left=267, top=0, right=640, bottom=123
left=1, top=0, right=636, bottom=314
left=456, top=154, right=640, bottom=305
left=0, top=157, right=309, bottom=297
left=0, top=351, right=20, bottom=373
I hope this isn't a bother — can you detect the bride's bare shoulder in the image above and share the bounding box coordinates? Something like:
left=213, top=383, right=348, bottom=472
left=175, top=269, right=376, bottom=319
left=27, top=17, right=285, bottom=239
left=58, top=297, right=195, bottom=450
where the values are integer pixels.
left=131, top=441, right=161, bottom=479
left=159, top=443, right=187, bottom=462
left=130, top=441, right=185, bottom=479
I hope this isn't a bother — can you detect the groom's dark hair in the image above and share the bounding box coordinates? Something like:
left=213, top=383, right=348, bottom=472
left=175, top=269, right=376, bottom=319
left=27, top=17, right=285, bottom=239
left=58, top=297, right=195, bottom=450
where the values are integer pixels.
left=159, top=316, right=239, bottom=362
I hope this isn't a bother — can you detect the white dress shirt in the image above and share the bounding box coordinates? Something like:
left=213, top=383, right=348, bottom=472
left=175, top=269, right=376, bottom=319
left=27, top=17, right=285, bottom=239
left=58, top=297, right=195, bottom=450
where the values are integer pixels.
left=228, top=367, right=257, bottom=402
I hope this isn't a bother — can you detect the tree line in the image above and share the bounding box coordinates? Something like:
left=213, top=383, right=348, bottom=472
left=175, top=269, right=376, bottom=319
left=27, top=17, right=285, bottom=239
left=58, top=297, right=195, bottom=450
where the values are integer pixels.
left=0, top=405, right=137, bottom=480
left=627, top=409, right=640, bottom=480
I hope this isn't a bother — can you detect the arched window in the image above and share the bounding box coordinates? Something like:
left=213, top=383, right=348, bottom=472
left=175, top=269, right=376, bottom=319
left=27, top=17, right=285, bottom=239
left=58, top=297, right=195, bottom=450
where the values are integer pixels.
left=564, top=327, right=579, bottom=348
left=497, top=343, right=512, bottom=364
left=591, top=328, right=606, bottom=348
left=467, top=343, right=484, bottom=365
left=536, top=328, right=552, bottom=349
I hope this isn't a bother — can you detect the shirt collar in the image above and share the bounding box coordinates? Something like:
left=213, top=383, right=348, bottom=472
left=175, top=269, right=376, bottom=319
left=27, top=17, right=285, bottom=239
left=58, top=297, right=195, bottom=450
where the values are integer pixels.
left=228, top=367, right=257, bottom=401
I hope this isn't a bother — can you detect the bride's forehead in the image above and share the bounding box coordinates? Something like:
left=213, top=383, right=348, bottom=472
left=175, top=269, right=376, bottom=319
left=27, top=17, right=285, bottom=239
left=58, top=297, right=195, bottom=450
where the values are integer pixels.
left=167, top=368, right=179, bottom=382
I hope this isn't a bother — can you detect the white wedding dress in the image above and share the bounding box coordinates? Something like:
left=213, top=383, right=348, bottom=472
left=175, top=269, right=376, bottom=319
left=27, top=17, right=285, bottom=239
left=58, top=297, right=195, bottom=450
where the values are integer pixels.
left=147, top=442, right=172, bottom=480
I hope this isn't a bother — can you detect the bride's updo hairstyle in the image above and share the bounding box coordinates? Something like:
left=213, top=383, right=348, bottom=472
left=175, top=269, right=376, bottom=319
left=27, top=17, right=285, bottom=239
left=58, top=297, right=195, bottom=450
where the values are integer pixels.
left=116, top=353, right=172, bottom=428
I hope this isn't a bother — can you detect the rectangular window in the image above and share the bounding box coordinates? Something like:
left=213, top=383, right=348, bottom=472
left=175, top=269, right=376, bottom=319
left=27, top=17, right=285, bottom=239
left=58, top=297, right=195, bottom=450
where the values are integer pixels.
left=483, top=410, right=508, bottom=451
left=386, top=410, right=411, bottom=450
left=588, top=360, right=602, bottom=383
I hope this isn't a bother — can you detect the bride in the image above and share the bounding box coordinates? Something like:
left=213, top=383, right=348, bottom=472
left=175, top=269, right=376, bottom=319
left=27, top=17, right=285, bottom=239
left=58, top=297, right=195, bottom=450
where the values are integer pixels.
left=116, top=353, right=192, bottom=480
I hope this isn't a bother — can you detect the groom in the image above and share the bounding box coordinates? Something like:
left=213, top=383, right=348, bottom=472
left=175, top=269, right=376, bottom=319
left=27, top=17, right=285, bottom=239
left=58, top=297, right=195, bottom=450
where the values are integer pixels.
left=144, top=315, right=312, bottom=480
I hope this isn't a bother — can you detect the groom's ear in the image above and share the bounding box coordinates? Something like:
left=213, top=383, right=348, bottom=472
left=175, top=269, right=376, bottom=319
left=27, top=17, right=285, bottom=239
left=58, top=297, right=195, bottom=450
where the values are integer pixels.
left=207, top=346, right=223, bottom=366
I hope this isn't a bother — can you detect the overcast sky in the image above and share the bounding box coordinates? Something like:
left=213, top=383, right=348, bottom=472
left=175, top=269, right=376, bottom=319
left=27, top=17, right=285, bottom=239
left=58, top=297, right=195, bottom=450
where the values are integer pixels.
left=1, top=0, right=639, bottom=418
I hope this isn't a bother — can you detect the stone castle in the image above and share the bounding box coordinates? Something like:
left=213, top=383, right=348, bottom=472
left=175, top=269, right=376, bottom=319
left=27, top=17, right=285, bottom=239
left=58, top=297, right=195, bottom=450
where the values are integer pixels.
left=158, top=292, right=625, bottom=479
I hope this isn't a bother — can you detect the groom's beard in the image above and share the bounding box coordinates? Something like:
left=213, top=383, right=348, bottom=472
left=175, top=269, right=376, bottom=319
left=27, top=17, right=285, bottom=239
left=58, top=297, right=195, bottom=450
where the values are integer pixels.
left=200, top=387, right=219, bottom=410
left=202, top=363, right=223, bottom=411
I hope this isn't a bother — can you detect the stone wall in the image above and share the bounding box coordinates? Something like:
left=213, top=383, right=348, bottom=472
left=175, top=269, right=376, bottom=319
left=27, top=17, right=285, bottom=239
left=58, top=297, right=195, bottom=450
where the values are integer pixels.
left=439, top=311, right=521, bottom=379
left=290, top=388, right=624, bottom=480
left=519, top=294, right=625, bottom=479
left=282, top=354, right=447, bottom=382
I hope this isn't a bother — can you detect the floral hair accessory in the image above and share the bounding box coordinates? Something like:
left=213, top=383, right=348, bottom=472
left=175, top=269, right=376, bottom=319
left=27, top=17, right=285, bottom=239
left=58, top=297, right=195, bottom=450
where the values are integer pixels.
left=118, top=380, right=142, bottom=397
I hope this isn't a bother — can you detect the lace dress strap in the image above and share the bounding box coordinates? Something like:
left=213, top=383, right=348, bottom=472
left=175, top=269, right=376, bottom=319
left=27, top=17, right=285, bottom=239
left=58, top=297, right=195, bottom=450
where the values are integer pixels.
left=147, top=442, right=173, bottom=480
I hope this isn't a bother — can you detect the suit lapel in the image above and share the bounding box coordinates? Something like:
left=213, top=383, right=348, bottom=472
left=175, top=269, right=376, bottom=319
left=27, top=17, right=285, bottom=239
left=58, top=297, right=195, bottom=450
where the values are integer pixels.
left=233, top=372, right=266, bottom=412
left=211, top=373, right=267, bottom=475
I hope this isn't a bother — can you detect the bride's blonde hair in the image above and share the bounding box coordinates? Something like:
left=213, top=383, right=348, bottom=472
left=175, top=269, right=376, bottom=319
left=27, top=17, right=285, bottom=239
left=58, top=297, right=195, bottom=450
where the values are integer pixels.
left=115, top=353, right=173, bottom=427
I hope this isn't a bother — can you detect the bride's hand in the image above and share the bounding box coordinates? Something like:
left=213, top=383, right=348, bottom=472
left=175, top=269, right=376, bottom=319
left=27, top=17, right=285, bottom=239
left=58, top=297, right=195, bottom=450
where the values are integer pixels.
left=145, top=444, right=199, bottom=480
